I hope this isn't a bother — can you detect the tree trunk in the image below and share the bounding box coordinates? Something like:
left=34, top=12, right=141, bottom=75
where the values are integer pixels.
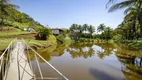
left=0, top=17, right=4, bottom=31
left=138, top=11, right=142, bottom=37
left=132, top=18, right=136, bottom=39
left=140, top=19, right=142, bottom=37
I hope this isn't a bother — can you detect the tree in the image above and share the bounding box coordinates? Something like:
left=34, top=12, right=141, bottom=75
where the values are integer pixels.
left=83, top=24, right=88, bottom=33
left=78, top=25, right=83, bottom=34
left=103, top=27, right=113, bottom=42
left=88, top=25, right=95, bottom=38
left=70, top=24, right=78, bottom=33
left=0, top=0, right=19, bottom=30
left=107, top=0, right=142, bottom=37
left=36, top=28, right=51, bottom=40
left=97, top=24, right=106, bottom=33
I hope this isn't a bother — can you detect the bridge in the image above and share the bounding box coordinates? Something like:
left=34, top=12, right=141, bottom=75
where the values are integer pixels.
left=0, top=39, right=68, bottom=80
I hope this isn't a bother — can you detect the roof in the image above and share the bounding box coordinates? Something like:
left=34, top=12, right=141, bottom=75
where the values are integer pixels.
left=51, top=28, right=64, bottom=31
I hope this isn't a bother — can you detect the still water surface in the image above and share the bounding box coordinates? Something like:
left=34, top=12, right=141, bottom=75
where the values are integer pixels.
left=30, top=43, right=142, bottom=80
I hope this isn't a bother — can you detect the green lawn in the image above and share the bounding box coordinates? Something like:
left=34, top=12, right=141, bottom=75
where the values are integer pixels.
left=24, top=35, right=57, bottom=48
left=0, top=38, right=14, bottom=51
left=0, top=31, right=31, bottom=36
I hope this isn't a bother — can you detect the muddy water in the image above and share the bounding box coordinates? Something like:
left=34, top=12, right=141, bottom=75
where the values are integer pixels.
left=30, top=43, right=142, bottom=80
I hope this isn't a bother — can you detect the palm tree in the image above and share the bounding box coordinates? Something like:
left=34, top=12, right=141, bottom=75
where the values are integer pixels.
left=78, top=25, right=83, bottom=34
left=0, top=0, right=19, bottom=30
left=124, top=8, right=138, bottom=38
left=107, top=0, right=142, bottom=36
left=88, top=25, right=95, bottom=38
left=104, top=27, right=113, bottom=41
left=83, top=24, right=88, bottom=33
left=70, top=24, right=78, bottom=33
left=97, top=24, right=106, bottom=33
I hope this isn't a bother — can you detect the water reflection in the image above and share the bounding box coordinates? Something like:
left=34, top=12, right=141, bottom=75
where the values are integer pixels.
left=66, top=43, right=95, bottom=58
left=115, top=44, right=142, bottom=80
left=95, top=43, right=116, bottom=59
left=30, top=42, right=142, bottom=80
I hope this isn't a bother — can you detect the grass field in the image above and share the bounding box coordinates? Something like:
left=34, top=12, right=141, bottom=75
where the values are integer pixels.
left=0, top=27, right=32, bottom=37
left=25, top=35, right=57, bottom=47
left=0, top=38, right=14, bottom=52
left=0, top=31, right=31, bottom=36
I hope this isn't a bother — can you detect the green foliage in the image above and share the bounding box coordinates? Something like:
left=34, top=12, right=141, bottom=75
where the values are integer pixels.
left=36, top=28, right=51, bottom=40
left=113, top=34, right=122, bottom=42
left=97, top=24, right=106, bottom=33
left=0, top=1, right=43, bottom=31
left=120, top=40, right=142, bottom=50
left=107, top=0, right=142, bottom=37
left=56, top=33, right=66, bottom=44
left=56, top=33, right=73, bottom=45
left=103, top=27, right=113, bottom=40
left=69, top=23, right=95, bottom=40
left=0, top=0, right=19, bottom=30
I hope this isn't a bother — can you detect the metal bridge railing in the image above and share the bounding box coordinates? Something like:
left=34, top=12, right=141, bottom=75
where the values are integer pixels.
left=0, top=38, right=16, bottom=80
left=22, top=39, right=69, bottom=80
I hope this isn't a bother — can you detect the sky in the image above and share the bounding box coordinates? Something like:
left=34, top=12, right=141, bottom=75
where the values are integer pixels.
left=12, top=0, right=125, bottom=29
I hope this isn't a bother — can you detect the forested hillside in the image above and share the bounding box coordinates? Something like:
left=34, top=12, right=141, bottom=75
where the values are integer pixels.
left=0, top=0, right=43, bottom=31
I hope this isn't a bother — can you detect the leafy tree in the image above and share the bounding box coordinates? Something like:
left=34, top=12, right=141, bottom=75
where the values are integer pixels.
left=88, top=25, right=95, bottom=38
left=0, top=0, right=19, bottom=30
left=83, top=24, right=88, bottom=33
left=103, top=27, right=113, bottom=42
left=36, top=28, right=51, bottom=40
left=78, top=25, right=83, bottom=34
left=70, top=24, right=78, bottom=33
left=97, top=24, right=106, bottom=33
left=107, top=0, right=142, bottom=37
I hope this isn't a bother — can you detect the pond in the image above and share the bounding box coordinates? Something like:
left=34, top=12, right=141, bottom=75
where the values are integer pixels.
left=30, top=43, right=142, bottom=80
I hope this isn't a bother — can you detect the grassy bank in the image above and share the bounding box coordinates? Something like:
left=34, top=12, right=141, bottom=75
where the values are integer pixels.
left=0, top=31, right=31, bottom=36
left=120, top=40, right=142, bottom=50
left=25, top=34, right=57, bottom=49
left=0, top=38, right=14, bottom=53
left=74, top=38, right=114, bottom=44
left=0, top=34, right=57, bottom=52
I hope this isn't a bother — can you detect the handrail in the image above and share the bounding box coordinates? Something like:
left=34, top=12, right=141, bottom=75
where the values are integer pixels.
left=22, top=39, right=69, bottom=80
left=0, top=38, right=16, bottom=80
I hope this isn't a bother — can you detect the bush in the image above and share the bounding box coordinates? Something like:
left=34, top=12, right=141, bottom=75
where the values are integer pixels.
left=35, top=28, right=51, bottom=40
left=56, top=33, right=66, bottom=44
left=113, top=34, right=122, bottom=42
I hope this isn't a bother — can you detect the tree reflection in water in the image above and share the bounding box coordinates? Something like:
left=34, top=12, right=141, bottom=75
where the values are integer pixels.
left=66, top=43, right=95, bottom=58
left=66, top=43, right=142, bottom=80
left=115, top=44, right=142, bottom=80
left=95, top=43, right=115, bottom=59
left=28, top=42, right=142, bottom=80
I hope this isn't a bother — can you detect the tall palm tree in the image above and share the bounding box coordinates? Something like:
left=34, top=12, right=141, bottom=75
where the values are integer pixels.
left=78, top=25, right=83, bottom=34
left=88, top=25, right=95, bottom=38
left=83, top=24, right=88, bottom=33
left=97, top=24, right=106, bottom=33
left=124, top=7, right=138, bottom=37
left=0, top=0, right=19, bottom=30
left=107, top=0, right=142, bottom=36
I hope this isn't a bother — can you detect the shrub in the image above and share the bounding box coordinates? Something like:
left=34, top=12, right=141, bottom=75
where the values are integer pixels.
left=35, top=28, right=51, bottom=40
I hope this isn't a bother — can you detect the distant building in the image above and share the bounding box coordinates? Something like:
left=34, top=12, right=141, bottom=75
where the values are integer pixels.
left=23, top=28, right=27, bottom=31
left=52, top=28, right=64, bottom=36
left=27, top=28, right=34, bottom=32
left=23, top=27, right=34, bottom=32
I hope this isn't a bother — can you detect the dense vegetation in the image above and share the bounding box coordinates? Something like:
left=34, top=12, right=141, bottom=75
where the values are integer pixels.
left=1, top=0, right=142, bottom=50
left=0, top=0, right=55, bottom=51
left=69, top=23, right=113, bottom=43
left=107, top=0, right=142, bottom=40
left=0, top=0, right=43, bottom=31
left=106, top=0, right=142, bottom=49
